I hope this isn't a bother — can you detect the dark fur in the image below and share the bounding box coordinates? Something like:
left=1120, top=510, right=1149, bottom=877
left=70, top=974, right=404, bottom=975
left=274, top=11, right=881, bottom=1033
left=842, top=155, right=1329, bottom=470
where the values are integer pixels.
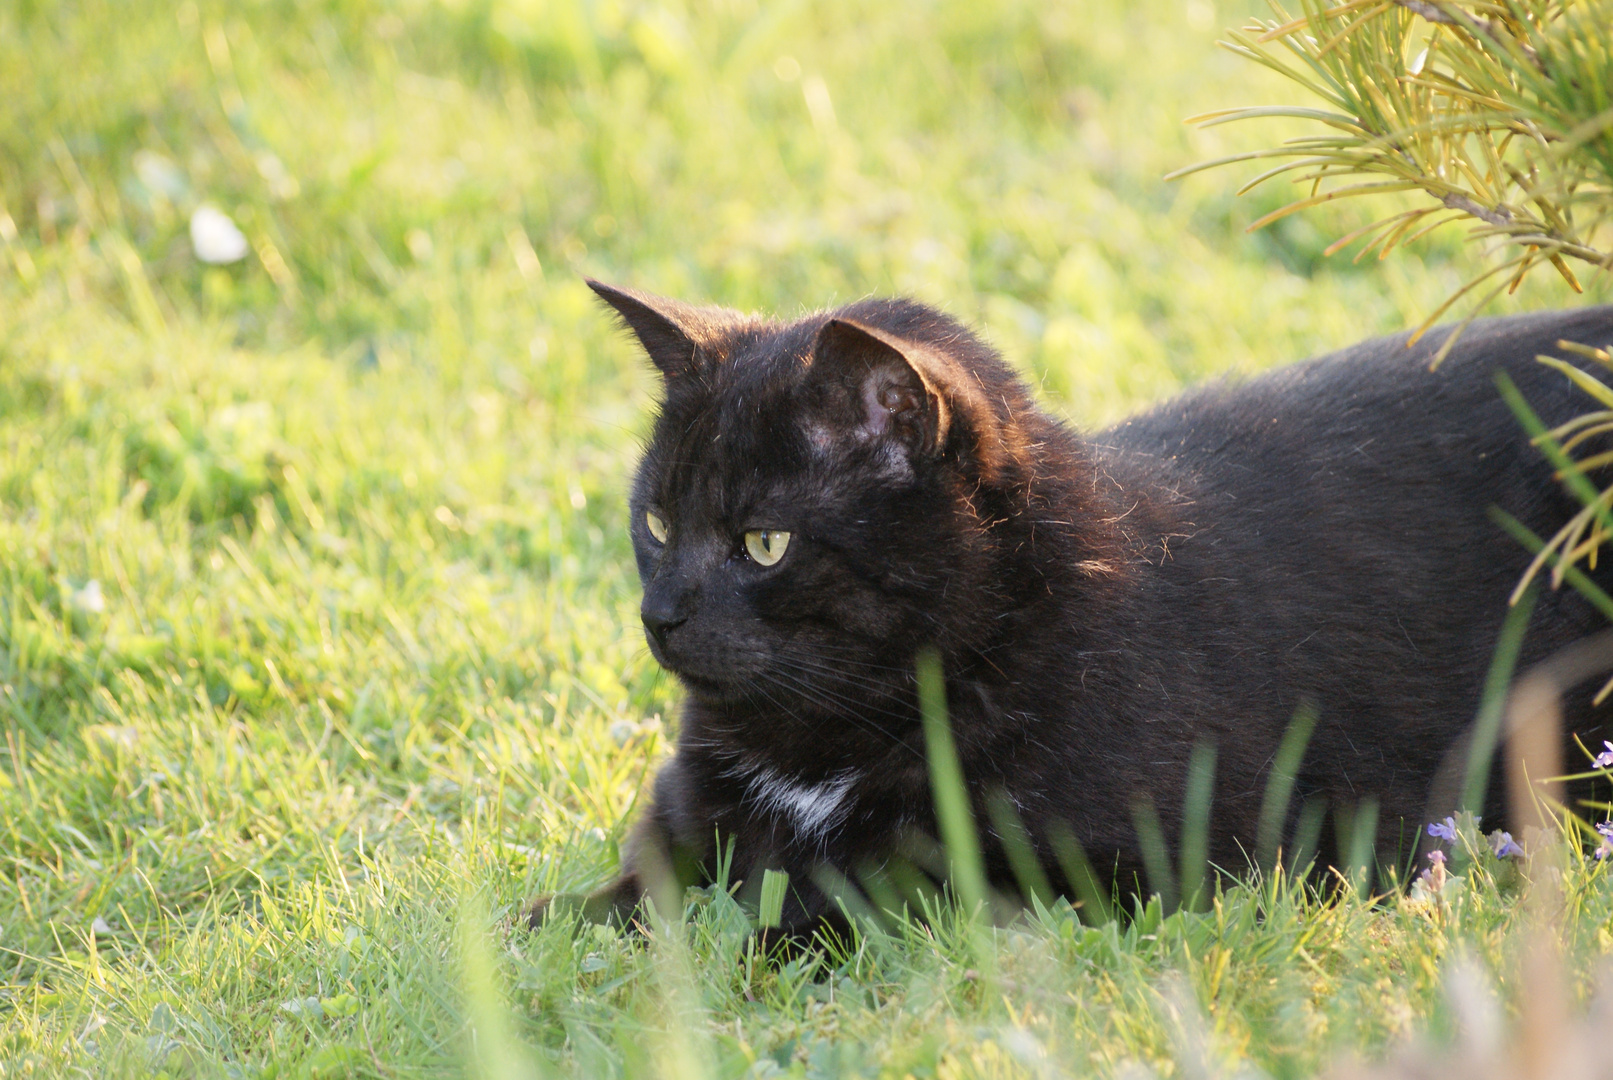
left=531, top=284, right=1613, bottom=937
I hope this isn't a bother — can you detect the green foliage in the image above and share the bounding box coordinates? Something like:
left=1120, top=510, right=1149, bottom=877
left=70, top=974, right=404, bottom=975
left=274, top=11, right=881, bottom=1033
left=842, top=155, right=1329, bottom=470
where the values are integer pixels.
left=918, top=646, right=987, bottom=919
left=3, top=0, right=1613, bottom=1076
left=1180, top=0, right=1613, bottom=351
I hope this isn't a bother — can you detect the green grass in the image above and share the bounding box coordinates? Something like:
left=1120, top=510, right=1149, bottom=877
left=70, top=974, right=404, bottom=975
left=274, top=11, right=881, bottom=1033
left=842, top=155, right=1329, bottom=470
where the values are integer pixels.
left=4, top=0, right=1613, bottom=1076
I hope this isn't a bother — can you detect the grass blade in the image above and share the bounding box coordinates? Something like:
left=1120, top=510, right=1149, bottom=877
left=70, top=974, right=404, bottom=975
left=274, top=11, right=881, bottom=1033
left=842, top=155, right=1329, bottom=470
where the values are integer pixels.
left=1496, top=370, right=1613, bottom=531
left=1130, top=794, right=1179, bottom=913
left=458, top=889, right=543, bottom=1080
left=1463, top=583, right=1540, bottom=815
left=1048, top=821, right=1113, bottom=926
left=1491, top=507, right=1613, bottom=622
left=985, top=789, right=1055, bottom=909
left=1179, top=741, right=1217, bottom=912
left=916, top=646, right=986, bottom=918
left=1337, top=797, right=1380, bottom=898
left=1287, top=796, right=1327, bottom=878
left=1256, top=703, right=1319, bottom=874
left=758, top=869, right=789, bottom=930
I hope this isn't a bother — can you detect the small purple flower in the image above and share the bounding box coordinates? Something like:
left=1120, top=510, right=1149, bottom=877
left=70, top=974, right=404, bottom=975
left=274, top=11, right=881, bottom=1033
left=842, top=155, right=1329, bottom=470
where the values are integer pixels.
left=1598, top=821, right=1613, bottom=840
left=1426, top=817, right=1459, bottom=844
left=1491, top=831, right=1523, bottom=859
left=1427, top=849, right=1447, bottom=866
left=1595, top=822, right=1613, bottom=860
left=1594, top=742, right=1613, bottom=769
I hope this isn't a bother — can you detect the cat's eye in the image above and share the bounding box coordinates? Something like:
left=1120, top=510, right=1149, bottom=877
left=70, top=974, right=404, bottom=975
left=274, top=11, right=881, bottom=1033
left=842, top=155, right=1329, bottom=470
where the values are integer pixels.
left=744, top=529, right=790, bottom=566
left=645, top=510, right=669, bottom=544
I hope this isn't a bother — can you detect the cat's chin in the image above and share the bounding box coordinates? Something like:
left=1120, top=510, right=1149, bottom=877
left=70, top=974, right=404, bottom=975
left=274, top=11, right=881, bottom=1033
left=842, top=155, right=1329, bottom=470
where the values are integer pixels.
left=655, top=646, right=768, bottom=702
left=672, top=670, right=745, bottom=703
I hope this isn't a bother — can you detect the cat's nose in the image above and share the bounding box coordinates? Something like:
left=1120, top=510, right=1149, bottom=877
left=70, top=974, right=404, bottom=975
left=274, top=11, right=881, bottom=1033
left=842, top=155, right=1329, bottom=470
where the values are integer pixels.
left=641, top=607, right=687, bottom=648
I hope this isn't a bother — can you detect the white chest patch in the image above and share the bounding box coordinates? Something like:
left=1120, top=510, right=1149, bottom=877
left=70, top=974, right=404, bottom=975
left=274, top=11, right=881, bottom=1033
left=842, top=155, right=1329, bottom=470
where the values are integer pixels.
left=734, top=764, right=860, bottom=842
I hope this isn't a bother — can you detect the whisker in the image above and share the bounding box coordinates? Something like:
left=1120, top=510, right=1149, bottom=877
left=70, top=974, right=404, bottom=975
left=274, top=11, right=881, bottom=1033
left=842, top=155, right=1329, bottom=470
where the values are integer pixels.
left=790, top=642, right=915, bottom=674
left=773, top=652, right=909, bottom=697
left=767, top=660, right=912, bottom=721
left=745, top=678, right=811, bottom=730
left=762, top=668, right=923, bottom=758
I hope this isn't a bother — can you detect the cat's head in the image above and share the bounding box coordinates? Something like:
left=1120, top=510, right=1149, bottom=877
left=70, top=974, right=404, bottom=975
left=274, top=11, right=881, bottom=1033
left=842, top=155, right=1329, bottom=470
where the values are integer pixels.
left=593, top=280, right=1061, bottom=722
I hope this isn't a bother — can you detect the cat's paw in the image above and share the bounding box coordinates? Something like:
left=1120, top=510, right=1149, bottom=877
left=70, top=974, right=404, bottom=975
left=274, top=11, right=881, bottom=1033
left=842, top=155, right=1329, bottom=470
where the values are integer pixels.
left=746, top=916, right=853, bottom=965
left=518, top=892, right=569, bottom=930
left=518, top=881, right=643, bottom=932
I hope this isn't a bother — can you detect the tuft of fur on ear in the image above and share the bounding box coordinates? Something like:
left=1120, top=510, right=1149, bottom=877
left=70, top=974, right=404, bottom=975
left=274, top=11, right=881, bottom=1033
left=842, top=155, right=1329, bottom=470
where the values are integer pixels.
left=808, top=318, right=951, bottom=455
left=587, top=279, right=737, bottom=379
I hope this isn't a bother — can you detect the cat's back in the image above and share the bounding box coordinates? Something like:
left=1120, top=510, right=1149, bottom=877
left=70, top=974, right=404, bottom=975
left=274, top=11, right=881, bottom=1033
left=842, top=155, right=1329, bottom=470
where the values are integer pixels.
left=1060, top=307, right=1613, bottom=833
left=1089, top=306, right=1613, bottom=570
left=1077, top=306, right=1613, bottom=746
left=1097, top=305, right=1613, bottom=483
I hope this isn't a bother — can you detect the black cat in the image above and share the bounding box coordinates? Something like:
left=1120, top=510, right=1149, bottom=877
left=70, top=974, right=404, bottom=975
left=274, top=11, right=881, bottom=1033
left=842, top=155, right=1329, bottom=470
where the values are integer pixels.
left=530, top=281, right=1613, bottom=937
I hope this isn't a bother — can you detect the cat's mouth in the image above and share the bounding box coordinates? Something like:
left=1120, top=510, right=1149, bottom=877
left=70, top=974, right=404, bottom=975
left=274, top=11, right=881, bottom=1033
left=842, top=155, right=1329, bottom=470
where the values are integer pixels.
left=649, top=638, right=758, bottom=701
left=663, top=662, right=761, bottom=705
left=676, top=670, right=736, bottom=699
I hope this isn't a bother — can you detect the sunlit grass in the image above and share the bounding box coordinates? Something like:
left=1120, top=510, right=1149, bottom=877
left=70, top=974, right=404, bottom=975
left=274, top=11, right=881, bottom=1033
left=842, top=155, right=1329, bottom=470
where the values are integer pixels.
left=3, top=0, right=1613, bottom=1076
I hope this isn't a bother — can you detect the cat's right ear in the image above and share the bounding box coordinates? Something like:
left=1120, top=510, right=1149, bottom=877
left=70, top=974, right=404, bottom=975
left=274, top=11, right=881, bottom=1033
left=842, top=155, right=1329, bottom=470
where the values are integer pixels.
left=807, top=318, right=950, bottom=456
left=587, top=279, right=706, bottom=379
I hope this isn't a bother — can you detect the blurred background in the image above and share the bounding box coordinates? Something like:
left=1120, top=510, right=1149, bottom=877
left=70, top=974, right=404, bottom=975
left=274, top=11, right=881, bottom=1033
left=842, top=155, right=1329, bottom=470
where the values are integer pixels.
left=9, top=0, right=1602, bottom=424
left=3, top=2, right=1610, bottom=1071
left=6, top=0, right=1610, bottom=917
left=4, top=0, right=1607, bottom=942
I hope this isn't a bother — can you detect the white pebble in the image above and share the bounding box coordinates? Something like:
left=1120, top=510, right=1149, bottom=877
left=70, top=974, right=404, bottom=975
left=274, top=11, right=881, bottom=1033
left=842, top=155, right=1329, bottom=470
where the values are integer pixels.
left=190, top=205, right=250, bottom=264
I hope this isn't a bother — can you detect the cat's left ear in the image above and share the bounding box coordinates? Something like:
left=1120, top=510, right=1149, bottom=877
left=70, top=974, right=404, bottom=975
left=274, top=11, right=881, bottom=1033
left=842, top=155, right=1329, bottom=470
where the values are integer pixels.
left=807, top=318, right=951, bottom=455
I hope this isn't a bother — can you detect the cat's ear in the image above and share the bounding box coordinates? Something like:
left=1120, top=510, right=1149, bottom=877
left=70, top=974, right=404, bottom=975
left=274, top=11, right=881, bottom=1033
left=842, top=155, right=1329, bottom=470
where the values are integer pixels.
left=808, top=318, right=951, bottom=454
left=588, top=279, right=710, bottom=379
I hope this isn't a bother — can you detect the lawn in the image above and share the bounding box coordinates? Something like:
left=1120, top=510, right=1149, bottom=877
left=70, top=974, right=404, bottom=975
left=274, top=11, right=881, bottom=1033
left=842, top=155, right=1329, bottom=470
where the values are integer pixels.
left=4, top=0, right=1613, bottom=1077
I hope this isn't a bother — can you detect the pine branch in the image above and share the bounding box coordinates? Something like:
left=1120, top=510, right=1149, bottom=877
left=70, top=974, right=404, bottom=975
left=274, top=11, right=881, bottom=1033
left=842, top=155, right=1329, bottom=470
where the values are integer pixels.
left=1177, top=0, right=1613, bottom=585
left=1439, top=191, right=1512, bottom=227
left=1181, top=0, right=1612, bottom=296
left=1389, top=0, right=1546, bottom=74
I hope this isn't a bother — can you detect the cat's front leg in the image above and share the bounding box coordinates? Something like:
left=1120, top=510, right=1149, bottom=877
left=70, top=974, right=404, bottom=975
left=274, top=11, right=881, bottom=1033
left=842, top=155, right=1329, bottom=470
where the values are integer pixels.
left=522, top=762, right=708, bottom=930
left=521, top=871, right=644, bottom=929
left=521, top=757, right=856, bottom=947
left=749, top=871, right=856, bottom=955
